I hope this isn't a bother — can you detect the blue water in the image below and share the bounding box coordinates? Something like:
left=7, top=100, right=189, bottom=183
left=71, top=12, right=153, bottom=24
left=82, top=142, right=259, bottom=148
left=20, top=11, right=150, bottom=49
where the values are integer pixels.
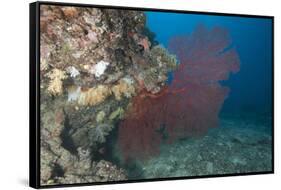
left=145, top=11, right=273, bottom=115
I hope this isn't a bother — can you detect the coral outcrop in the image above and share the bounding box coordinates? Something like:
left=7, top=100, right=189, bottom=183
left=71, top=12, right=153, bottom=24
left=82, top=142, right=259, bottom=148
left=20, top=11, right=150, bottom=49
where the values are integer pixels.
left=40, top=5, right=177, bottom=185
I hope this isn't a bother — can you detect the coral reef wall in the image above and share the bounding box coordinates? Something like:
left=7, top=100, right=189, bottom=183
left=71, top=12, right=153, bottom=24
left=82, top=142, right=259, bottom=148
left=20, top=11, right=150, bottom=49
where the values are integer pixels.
left=40, top=5, right=176, bottom=185
left=117, top=25, right=240, bottom=162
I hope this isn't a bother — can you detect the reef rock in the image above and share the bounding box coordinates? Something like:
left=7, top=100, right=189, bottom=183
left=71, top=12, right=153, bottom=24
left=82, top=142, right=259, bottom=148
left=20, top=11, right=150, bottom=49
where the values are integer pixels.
left=40, top=5, right=177, bottom=185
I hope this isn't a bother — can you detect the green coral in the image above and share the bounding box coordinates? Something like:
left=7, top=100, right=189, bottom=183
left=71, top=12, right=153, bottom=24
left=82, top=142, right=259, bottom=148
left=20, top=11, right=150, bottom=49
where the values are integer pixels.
left=96, top=111, right=106, bottom=123
left=138, top=45, right=178, bottom=93
left=150, top=45, right=177, bottom=70
left=109, top=107, right=124, bottom=120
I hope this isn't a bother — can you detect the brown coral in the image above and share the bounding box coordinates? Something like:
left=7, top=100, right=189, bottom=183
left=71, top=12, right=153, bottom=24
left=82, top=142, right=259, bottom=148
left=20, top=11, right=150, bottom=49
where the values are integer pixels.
left=61, top=7, right=79, bottom=18
left=112, top=77, right=136, bottom=101
left=78, top=85, right=112, bottom=106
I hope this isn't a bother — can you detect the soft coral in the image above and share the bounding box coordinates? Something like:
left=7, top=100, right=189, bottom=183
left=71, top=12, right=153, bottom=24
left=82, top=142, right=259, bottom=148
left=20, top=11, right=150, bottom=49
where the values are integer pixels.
left=118, top=25, right=240, bottom=161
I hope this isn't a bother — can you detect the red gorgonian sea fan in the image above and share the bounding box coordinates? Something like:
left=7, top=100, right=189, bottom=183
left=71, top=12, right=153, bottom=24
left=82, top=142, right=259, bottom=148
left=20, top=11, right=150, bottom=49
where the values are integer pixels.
left=117, top=25, right=240, bottom=162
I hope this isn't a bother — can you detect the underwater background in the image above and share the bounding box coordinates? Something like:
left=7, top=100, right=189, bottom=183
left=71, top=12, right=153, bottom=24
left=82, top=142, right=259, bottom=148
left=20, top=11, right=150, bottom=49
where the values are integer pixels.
left=146, top=11, right=273, bottom=114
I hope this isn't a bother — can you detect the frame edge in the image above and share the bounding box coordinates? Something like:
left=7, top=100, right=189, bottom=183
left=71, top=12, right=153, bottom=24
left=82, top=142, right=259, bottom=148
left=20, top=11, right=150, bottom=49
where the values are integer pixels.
left=29, top=1, right=40, bottom=189
left=30, top=1, right=275, bottom=188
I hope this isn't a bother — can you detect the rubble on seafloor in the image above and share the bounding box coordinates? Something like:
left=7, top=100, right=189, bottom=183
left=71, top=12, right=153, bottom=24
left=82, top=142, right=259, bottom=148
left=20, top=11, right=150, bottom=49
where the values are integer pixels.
left=40, top=5, right=177, bottom=185
left=139, top=114, right=272, bottom=179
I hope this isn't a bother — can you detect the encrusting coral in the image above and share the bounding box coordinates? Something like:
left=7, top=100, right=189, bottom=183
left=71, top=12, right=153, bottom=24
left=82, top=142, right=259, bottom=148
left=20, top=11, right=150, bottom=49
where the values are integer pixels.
left=46, top=68, right=67, bottom=95
left=40, top=100, right=126, bottom=185
left=66, top=66, right=80, bottom=78
left=112, top=77, right=136, bottom=100
left=109, top=107, right=125, bottom=120
left=150, top=45, right=177, bottom=70
left=77, top=85, right=112, bottom=106
left=66, top=77, right=136, bottom=106
left=90, top=60, right=110, bottom=78
left=96, top=111, right=106, bottom=123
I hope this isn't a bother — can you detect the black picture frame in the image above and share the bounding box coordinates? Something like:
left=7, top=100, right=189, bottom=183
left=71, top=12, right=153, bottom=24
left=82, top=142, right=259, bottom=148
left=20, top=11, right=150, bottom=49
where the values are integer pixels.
left=30, top=1, right=274, bottom=189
